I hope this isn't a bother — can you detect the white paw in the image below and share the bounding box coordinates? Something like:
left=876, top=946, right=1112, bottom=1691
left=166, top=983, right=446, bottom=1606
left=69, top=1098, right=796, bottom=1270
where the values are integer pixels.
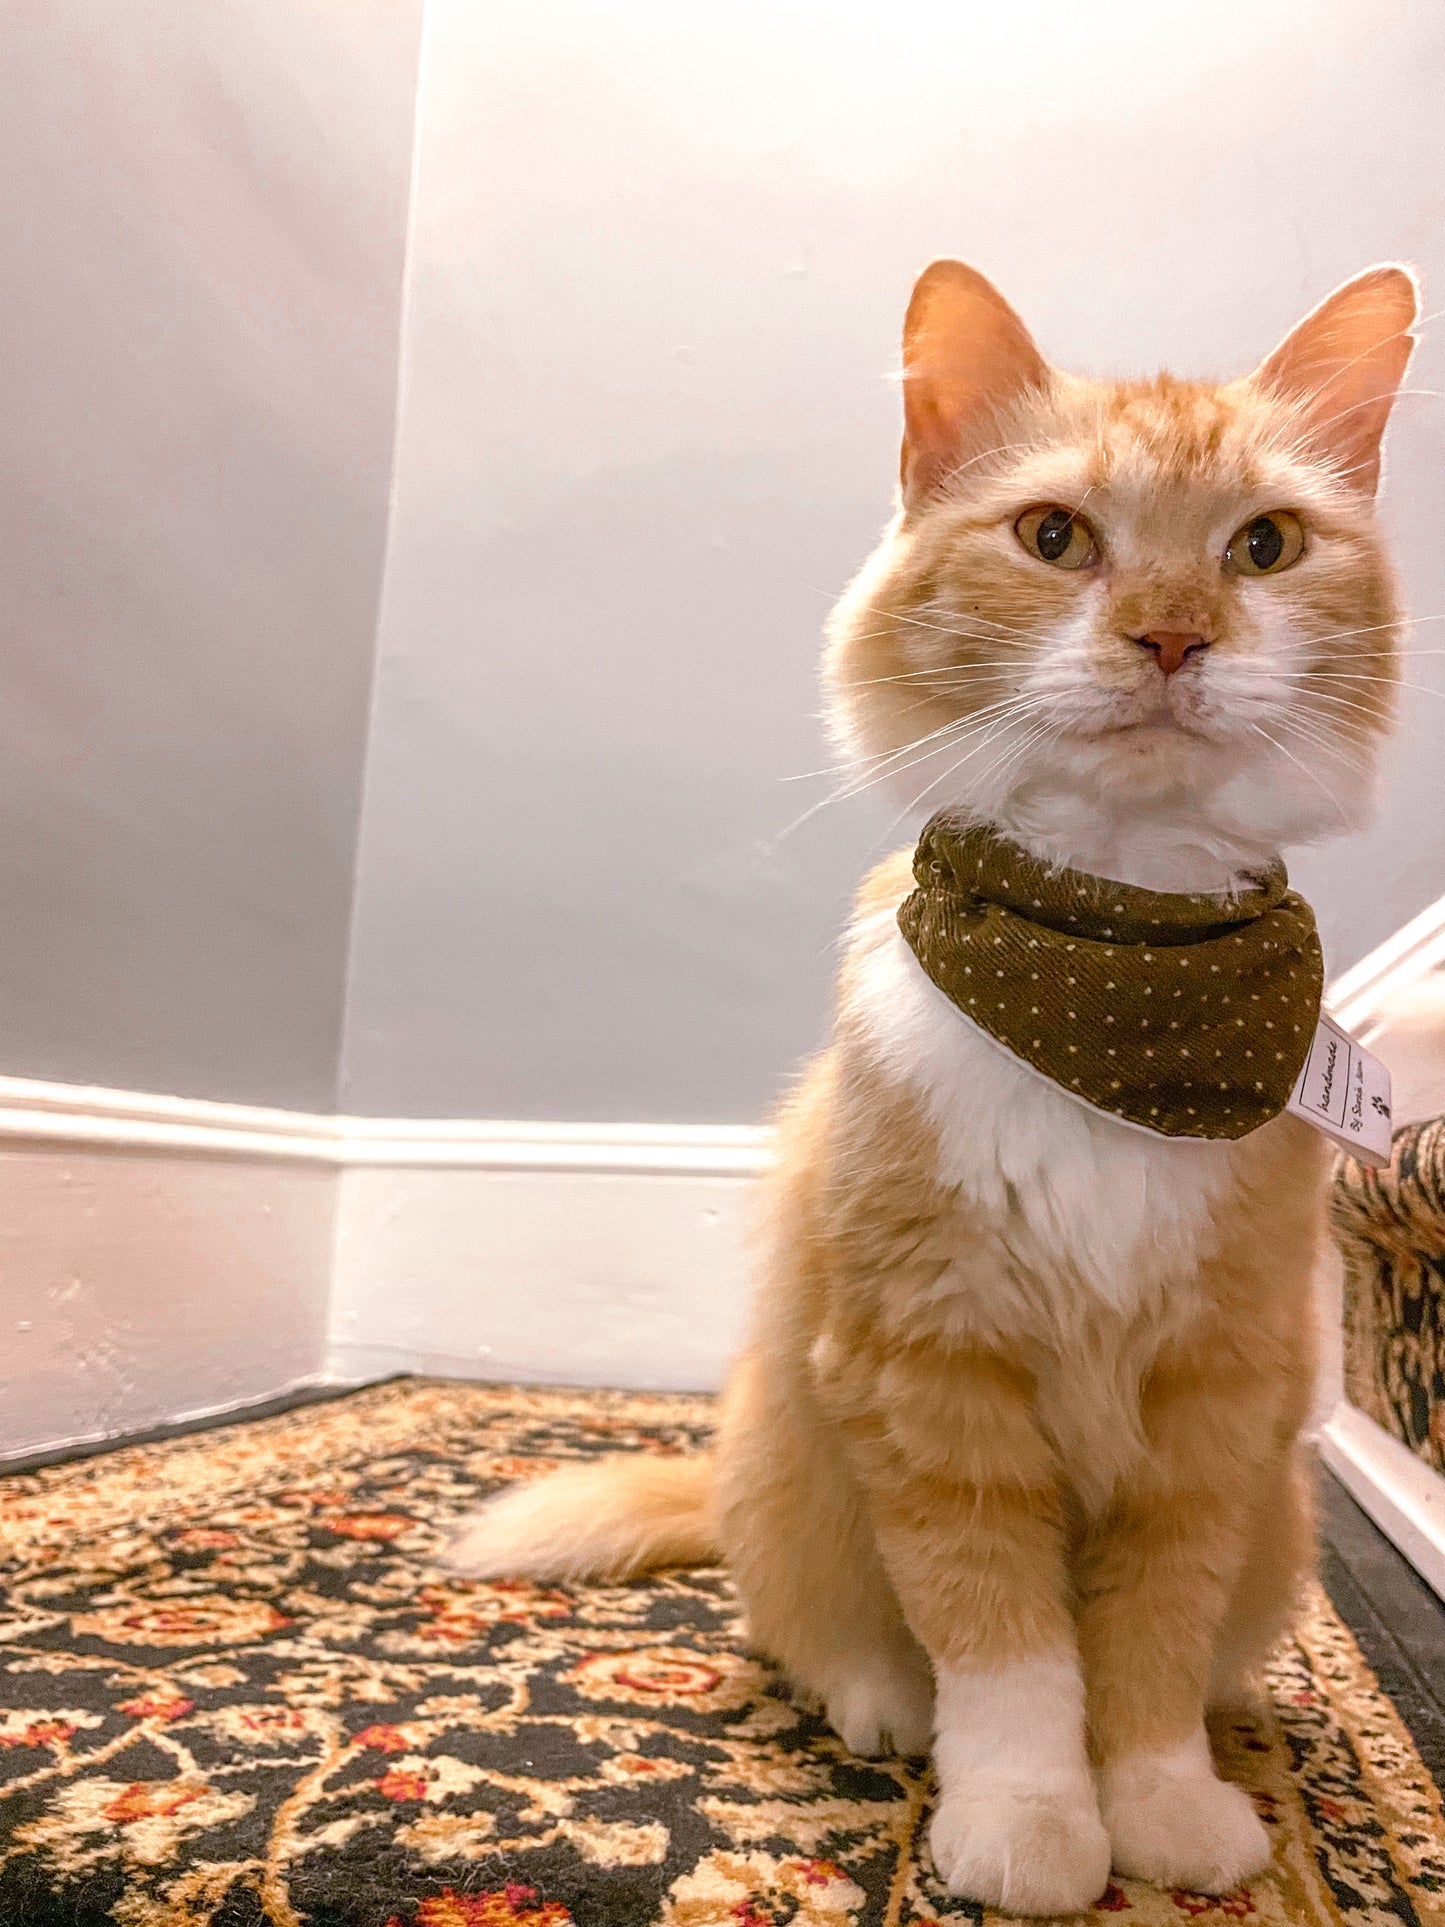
left=1101, top=1743, right=1271, bottom=1893
left=823, top=1656, right=934, bottom=1757
left=929, top=1785, right=1111, bottom=1915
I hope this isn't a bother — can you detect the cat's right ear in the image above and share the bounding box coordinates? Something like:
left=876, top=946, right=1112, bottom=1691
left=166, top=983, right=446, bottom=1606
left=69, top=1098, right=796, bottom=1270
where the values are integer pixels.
left=900, top=261, right=1049, bottom=508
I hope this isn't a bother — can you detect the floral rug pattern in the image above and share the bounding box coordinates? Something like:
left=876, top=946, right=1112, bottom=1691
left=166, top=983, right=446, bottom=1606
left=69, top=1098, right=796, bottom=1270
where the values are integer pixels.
left=2, top=1380, right=1444, bottom=1926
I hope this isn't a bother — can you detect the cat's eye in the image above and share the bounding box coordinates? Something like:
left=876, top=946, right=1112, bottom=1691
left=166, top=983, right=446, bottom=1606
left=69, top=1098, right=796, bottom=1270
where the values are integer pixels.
left=1224, top=510, right=1306, bottom=577
left=1014, top=505, right=1099, bottom=571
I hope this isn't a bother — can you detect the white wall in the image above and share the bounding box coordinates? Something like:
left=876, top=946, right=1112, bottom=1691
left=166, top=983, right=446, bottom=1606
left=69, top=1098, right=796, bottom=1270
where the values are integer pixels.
left=0, top=0, right=422, bottom=1111
left=341, top=0, right=1445, bottom=1123
left=4, top=0, right=1444, bottom=1133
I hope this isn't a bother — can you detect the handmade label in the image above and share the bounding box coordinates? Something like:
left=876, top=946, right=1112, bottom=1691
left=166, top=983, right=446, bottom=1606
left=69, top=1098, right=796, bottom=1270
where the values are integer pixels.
left=1286, top=1011, right=1394, bottom=1167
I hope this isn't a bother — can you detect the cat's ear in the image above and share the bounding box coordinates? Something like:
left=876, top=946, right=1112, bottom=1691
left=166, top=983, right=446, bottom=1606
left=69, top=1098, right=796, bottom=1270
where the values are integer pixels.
left=900, top=261, right=1049, bottom=508
left=1249, top=265, right=1419, bottom=495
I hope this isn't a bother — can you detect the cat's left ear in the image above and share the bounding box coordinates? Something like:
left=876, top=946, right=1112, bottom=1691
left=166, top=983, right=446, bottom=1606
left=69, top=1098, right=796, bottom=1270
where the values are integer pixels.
left=1249, top=265, right=1419, bottom=495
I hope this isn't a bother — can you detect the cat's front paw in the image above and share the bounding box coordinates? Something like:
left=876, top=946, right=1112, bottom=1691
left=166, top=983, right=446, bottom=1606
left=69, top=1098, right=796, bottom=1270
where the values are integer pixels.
left=929, top=1785, right=1111, bottom=1915
left=1100, top=1739, right=1271, bottom=1893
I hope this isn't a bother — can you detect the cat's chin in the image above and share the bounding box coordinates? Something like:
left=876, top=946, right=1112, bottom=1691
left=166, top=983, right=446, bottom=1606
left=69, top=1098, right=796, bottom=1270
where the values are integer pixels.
left=1039, top=718, right=1234, bottom=798
left=1092, top=718, right=1208, bottom=749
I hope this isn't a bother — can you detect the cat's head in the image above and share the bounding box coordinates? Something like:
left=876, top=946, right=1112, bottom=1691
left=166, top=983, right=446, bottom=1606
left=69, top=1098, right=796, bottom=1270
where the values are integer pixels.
left=826, top=262, right=1418, bottom=887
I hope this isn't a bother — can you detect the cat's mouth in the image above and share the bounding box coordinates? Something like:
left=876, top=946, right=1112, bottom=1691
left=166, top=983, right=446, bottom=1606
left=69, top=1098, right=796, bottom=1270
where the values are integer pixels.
left=1106, top=717, right=1206, bottom=739
left=1079, top=710, right=1214, bottom=748
left=1078, top=676, right=1234, bottom=745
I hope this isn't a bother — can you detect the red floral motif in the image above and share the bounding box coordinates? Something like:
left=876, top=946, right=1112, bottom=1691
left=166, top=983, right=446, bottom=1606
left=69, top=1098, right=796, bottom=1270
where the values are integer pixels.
left=0, top=1719, right=76, bottom=1749
left=569, top=1648, right=721, bottom=1701
left=231, top=1707, right=313, bottom=1737
left=793, top=1859, right=845, bottom=1886
left=322, top=1512, right=416, bottom=1541
left=355, top=1724, right=411, bottom=1753
left=170, top=1528, right=240, bottom=1550
left=376, top=1769, right=430, bottom=1802
left=275, top=1487, right=356, bottom=1509
left=1172, top=1891, right=1256, bottom=1918
left=118, top=1695, right=195, bottom=1722
left=413, top=1580, right=571, bottom=1640
left=384, top=1888, right=573, bottom=1926
left=1096, top=1886, right=1133, bottom=1911
left=480, top=1457, right=562, bottom=1481
left=102, top=1781, right=206, bottom=1824
left=73, top=1597, right=292, bottom=1647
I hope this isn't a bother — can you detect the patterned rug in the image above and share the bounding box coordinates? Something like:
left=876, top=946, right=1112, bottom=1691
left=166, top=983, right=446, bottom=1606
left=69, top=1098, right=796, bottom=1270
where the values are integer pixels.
left=1334, top=1114, right=1445, bottom=1475
left=2, top=1381, right=1444, bottom=1927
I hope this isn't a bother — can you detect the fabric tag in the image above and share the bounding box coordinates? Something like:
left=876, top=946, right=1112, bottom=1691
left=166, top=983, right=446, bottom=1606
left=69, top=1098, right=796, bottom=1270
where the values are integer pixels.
left=1286, top=1011, right=1394, bottom=1167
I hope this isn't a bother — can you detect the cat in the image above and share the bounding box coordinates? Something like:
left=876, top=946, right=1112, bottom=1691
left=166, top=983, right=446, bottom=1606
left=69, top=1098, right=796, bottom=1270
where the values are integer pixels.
left=447, top=259, right=1417, bottom=1914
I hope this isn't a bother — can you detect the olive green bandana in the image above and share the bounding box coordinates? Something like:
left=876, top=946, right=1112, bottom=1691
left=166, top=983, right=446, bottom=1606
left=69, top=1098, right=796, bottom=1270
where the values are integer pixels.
left=897, top=818, right=1324, bottom=1141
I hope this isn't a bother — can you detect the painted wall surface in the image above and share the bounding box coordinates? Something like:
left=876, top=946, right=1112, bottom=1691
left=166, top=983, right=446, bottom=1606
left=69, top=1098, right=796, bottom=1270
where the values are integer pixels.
left=342, top=0, right=1445, bottom=1123
left=0, top=0, right=421, bottom=1110
left=0, top=1144, right=336, bottom=1464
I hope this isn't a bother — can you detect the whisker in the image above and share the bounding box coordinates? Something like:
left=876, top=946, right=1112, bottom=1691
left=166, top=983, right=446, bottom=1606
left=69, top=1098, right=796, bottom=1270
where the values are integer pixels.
left=1264, top=613, right=1445, bottom=652
left=824, top=694, right=1061, bottom=808
left=1250, top=722, right=1353, bottom=824
left=855, top=598, right=1051, bottom=649
left=836, top=662, right=1029, bottom=689
left=1266, top=706, right=1376, bottom=766
left=806, top=582, right=1051, bottom=649
left=1301, top=672, right=1445, bottom=701
left=877, top=705, right=1056, bottom=834
left=1290, top=384, right=1442, bottom=445
left=1257, top=697, right=1375, bottom=765
left=935, top=436, right=1051, bottom=495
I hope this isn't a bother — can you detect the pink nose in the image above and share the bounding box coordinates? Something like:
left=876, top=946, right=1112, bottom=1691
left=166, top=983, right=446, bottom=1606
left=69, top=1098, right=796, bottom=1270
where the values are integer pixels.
left=1136, top=631, right=1211, bottom=677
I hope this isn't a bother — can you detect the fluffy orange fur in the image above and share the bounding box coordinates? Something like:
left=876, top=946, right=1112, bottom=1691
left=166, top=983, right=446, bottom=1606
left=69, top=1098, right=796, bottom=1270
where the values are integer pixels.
left=449, top=260, right=1417, bottom=1915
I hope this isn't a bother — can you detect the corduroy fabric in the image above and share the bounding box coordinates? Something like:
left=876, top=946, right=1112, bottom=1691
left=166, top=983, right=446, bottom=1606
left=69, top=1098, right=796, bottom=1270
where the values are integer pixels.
left=897, top=818, right=1323, bottom=1141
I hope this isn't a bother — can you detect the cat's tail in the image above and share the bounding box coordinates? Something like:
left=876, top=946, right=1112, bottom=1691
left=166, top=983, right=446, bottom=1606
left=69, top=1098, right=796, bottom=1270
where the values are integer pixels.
left=443, top=1454, right=719, bottom=1582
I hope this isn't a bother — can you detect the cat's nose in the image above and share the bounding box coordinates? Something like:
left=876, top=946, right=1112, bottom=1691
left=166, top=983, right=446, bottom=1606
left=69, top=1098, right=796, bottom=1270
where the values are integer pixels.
left=1134, top=631, right=1211, bottom=677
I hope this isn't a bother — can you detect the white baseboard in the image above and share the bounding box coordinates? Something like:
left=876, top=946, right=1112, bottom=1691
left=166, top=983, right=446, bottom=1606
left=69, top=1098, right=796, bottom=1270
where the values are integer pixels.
left=1320, top=1401, right=1445, bottom=1600
left=0, top=1124, right=338, bottom=1466
left=1328, top=890, right=1445, bottom=1035
left=0, top=1076, right=768, bottom=1462
left=326, top=1117, right=767, bottom=1394
left=326, top=1121, right=766, bottom=1393
left=328, top=1165, right=758, bottom=1394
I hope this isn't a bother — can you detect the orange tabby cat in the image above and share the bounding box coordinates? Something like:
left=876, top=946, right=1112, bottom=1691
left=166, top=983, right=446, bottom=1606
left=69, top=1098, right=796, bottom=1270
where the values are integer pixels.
left=449, top=261, right=1417, bottom=1914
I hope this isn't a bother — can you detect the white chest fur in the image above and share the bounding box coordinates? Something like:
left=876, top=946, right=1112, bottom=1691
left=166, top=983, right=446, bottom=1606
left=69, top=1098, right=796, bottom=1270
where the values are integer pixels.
left=847, top=914, right=1238, bottom=1336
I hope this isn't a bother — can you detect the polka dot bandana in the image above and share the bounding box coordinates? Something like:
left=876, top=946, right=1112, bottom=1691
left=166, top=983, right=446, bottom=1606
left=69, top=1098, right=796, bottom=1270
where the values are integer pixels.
left=897, top=817, right=1324, bottom=1141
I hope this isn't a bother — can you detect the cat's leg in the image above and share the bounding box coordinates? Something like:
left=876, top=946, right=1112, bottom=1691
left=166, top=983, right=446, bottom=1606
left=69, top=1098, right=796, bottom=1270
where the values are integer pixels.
left=715, top=1349, right=934, bottom=1758
left=1209, top=1445, right=1315, bottom=1710
left=820, top=1338, right=1112, bottom=1916
left=1080, top=1346, right=1278, bottom=1894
